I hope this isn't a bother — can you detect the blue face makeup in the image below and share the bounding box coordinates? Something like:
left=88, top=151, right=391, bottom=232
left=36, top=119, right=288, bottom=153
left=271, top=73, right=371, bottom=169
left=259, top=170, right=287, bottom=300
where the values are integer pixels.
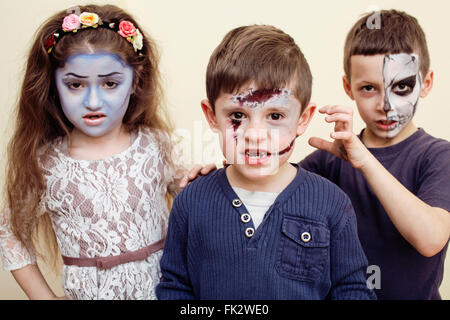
left=55, top=53, right=134, bottom=137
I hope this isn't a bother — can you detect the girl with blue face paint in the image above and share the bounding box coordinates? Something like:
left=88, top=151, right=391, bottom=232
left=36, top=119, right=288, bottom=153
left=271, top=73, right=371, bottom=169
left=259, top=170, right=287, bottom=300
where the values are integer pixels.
left=55, top=53, right=135, bottom=148
left=0, top=4, right=187, bottom=300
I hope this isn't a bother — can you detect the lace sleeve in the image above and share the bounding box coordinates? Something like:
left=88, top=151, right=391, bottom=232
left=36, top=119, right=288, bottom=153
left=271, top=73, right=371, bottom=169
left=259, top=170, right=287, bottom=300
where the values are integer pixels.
left=166, top=144, right=188, bottom=197
left=0, top=208, right=37, bottom=271
left=154, top=129, right=187, bottom=197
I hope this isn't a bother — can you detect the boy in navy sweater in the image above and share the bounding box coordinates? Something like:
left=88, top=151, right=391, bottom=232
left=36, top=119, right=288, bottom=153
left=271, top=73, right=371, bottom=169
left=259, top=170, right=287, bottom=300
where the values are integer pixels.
left=300, top=10, right=450, bottom=299
left=156, top=25, right=375, bottom=300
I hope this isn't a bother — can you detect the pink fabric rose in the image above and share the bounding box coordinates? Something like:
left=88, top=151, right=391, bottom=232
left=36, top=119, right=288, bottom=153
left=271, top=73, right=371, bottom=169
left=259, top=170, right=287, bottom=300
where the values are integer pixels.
left=62, top=14, right=80, bottom=32
left=118, top=20, right=137, bottom=38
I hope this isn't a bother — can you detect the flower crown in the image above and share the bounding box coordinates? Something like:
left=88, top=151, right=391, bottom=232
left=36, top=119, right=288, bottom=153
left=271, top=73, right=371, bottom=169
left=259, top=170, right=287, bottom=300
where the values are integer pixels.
left=44, top=12, right=144, bottom=54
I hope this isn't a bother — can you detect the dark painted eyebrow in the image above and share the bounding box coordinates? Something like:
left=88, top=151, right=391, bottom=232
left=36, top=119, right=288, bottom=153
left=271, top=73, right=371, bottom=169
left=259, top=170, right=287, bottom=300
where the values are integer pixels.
left=98, top=72, right=123, bottom=78
left=64, top=72, right=88, bottom=78
left=393, top=75, right=417, bottom=86
left=63, top=72, right=124, bottom=78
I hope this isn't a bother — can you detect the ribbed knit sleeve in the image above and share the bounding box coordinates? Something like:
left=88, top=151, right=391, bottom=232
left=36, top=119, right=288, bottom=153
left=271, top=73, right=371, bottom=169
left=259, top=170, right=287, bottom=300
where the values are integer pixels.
left=328, top=198, right=376, bottom=300
left=156, top=196, right=194, bottom=300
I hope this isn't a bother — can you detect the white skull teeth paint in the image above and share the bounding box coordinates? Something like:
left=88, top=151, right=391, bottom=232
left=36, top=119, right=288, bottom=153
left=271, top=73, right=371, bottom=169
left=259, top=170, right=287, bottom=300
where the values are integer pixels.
left=245, top=150, right=268, bottom=158
left=382, top=53, right=422, bottom=138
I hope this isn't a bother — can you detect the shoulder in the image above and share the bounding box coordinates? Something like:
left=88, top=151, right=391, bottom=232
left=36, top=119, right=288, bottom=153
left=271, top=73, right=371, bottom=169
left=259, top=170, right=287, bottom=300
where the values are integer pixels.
left=405, top=130, right=450, bottom=172
left=173, top=168, right=224, bottom=207
left=299, top=167, right=350, bottom=202
left=295, top=167, right=355, bottom=231
left=138, top=126, right=178, bottom=158
left=132, top=126, right=173, bottom=161
left=136, top=126, right=159, bottom=148
left=300, top=149, right=336, bottom=165
left=37, top=138, right=65, bottom=171
left=300, top=149, right=342, bottom=176
left=399, top=129, right=449, bottom=156
left=418, top=130, right=450, bottom=155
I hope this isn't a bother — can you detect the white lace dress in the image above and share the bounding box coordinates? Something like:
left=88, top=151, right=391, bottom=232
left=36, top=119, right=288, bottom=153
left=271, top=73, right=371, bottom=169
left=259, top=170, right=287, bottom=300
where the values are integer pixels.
left=0, top=127, right=183, bottom=299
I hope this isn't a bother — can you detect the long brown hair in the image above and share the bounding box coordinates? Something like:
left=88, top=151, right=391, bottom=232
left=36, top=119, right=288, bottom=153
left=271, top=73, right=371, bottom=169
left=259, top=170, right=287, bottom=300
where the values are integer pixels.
left=5, top=4, right=174, bottom=270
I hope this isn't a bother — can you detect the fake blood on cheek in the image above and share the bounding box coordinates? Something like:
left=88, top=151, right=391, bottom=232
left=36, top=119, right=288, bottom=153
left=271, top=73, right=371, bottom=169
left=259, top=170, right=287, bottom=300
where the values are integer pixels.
left=231, top=119, right=241, bottom=131
left=230, top=119, right=241, bottom=143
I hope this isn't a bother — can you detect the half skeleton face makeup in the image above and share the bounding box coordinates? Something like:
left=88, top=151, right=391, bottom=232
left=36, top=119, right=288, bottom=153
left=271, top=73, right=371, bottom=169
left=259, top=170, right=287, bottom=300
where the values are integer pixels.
left=382, top=53, right=422, bottom=138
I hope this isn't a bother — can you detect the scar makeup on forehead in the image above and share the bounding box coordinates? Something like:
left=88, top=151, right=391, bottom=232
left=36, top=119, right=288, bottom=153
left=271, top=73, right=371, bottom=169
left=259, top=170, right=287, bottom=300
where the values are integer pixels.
left=231, top=88, right=291, bottom=108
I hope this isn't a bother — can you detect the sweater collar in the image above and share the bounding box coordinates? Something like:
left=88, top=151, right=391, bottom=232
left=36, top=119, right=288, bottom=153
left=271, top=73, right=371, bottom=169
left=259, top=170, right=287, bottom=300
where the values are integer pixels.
left=217, top=163, right=308, bottom=209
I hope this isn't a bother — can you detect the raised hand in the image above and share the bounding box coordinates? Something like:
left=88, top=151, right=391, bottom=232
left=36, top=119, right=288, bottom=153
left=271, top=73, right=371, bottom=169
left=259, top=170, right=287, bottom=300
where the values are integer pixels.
left=308, top=105, right=370, bottom=169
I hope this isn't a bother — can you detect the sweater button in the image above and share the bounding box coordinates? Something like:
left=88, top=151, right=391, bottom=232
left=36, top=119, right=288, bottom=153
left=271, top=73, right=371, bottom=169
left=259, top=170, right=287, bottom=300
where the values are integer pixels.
left=245, top=227, right=255, bottom=238
left=241, top=213, right=251, bottom=223
left=301, top=232, right=311, bottom=243
left=232, top=199, right=242, bottom=207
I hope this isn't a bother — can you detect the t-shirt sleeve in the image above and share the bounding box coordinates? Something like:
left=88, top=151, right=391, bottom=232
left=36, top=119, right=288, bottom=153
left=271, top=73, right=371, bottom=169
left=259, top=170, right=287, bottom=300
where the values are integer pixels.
left=299, top=149, right=327, bottom=175
left=416, top=140, right=450, bottom=212
left=300, top=149, right=341, bottom=185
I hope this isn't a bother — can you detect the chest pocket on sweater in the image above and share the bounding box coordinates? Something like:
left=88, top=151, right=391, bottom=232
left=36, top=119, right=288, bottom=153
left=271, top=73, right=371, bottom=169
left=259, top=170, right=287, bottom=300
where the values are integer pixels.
left=276, top=216, right=330, bottom=282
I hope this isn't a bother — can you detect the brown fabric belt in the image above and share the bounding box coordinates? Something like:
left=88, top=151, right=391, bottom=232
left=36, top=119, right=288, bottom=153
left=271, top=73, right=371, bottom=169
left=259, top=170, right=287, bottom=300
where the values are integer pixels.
left=62, top=238, right=165, bottom=270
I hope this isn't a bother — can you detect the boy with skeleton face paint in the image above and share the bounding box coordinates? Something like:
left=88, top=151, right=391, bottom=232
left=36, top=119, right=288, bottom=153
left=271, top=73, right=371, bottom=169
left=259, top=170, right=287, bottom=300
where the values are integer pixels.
left=301, top=10, right=450, bottom=300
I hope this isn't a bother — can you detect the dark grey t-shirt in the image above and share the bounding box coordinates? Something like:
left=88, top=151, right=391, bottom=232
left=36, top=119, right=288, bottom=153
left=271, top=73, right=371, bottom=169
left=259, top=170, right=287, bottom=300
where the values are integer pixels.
left=300, top=128, right=450, bottom=299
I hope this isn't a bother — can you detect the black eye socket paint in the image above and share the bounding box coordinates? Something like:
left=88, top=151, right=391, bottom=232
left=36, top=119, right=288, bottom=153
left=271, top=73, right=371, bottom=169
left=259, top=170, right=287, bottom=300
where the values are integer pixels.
left=392, top=75, right=417, bottom=95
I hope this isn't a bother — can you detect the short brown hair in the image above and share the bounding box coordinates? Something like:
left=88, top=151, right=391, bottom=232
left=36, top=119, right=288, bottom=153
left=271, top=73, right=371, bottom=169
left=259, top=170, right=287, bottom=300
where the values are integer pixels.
left=343, top=10, right=430, bottom=81
left=206, top=25, right=312, bottom=112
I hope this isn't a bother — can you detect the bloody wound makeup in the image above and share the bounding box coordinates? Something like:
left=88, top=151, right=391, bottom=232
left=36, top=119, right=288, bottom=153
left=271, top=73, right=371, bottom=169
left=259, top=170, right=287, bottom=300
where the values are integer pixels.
left=225, top=87, right=300, bottom=159
left=273, top=138, right=295, bottom=156
left=232, top=88, right=291, bottom=108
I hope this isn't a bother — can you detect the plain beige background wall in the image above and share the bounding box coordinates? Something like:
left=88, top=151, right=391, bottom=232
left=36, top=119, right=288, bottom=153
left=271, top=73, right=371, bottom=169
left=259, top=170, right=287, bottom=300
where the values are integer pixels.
left=0, top=0, right=448, bottom=299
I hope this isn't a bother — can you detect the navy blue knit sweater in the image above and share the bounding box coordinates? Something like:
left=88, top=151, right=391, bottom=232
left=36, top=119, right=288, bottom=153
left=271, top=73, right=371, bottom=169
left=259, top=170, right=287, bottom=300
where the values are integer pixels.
left=156, top=164, right=376, bottom=300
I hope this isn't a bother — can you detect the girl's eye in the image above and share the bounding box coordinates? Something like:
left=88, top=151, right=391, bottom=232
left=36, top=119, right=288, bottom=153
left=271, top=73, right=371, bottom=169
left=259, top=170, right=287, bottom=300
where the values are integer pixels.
left=67, top=82, right=83, bottom=90
left=270, top=113, right=283, bottom=120
left=104, top=81, right=118, bottom=89
left=230, top=112, right=245, bottom=120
